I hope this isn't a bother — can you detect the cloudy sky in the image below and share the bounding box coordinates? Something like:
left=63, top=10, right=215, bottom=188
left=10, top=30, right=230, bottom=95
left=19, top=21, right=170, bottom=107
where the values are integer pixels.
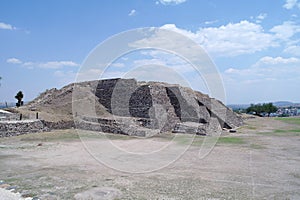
left=1, top=0, right=300, bottom=104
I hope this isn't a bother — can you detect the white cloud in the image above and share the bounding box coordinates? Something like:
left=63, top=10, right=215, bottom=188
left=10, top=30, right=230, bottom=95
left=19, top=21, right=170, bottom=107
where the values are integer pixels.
left=0, top=22, right=16, bottom=30
left=284, top=45, right=300, bottom=56
left=133, top=58, right=166, bottom=67
left=161, top=21, right=276, bottom=57
left=6, top=58, right=22, bottom=64
left=160, top=24, right=198, bottom=40
left=136, top=50, right=194, bottom=74
left=128, top=9, right=136, bottom=16
left=223, top=56, right=300, bottom=103
left=158, top=0, right=187, bottom=5
left=291, top=14, right=298, bottom=18
left=54, top=70, right=77, bottom=86
left=283, top=0, right=300, bottom=9
left=257, top=13, right=267, bottom=20
left=110, top=62, right=125, bottom=68
left=254, top=56, right=300, bottom=66
left=129, top=26, right=207, bottom=65
left=225, top=68, right=243, bottom=74
left=255, top=13, right=267, bottom=23
left=204, top=20, right=218, bottom=25
left=38, top=61, right=79, bottom=69
left=159, top=20, right=300, bottom=57
left=225, top=56, right=300, bottom=78
left=76, top=68, right=104, bottom=82
left=270, top=21, right=300, bottom=41
left=123, top=65, right=190, bottom=87
left=200, top=21, right=276, bottom=56
left=6, top=57, right=79, bottom=69
left=77, top=68, right=125, bottom=81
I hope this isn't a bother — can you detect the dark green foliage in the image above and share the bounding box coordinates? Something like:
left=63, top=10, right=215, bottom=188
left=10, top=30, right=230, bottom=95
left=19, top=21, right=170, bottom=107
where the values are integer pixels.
left=246, top=103, right=277, bottom=116
left=15, top=91, right=24, bottom=107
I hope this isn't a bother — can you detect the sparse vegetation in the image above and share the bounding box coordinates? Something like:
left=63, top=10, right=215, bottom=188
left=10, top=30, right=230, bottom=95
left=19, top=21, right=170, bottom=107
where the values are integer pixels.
left=217, top=137, right=245, bottom=144
left=274, top=129, right=300, bottom=133
left=257, top=129, right=300, bottom=136
left=249, top=143, right=265, bottom=149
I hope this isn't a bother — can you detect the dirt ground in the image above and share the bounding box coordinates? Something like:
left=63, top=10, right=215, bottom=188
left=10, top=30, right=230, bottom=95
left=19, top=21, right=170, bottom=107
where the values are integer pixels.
left=0, top=117, right=300, bottom=199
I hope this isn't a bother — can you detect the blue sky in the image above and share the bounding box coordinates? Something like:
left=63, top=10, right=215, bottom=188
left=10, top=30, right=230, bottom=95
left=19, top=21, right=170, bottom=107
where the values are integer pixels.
left=0, top=0, right=300, bottom=104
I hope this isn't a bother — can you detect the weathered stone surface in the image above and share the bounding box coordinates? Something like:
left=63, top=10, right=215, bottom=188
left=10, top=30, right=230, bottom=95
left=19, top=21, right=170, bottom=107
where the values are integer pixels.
left=0, top=120, right=46, bottom=137
left=0, top=120, right=75, bottom=137
left=173, top=122, right=207, bottom=135
left=206, top=117, right=223, bottom=136
left=195, top=92, right=243, bottom=129
left=77, top=116, right=159, bottom=137
left=166, top=86, right=210, bottom=123
left=96, top=78, right=139, bottom=116
left=41, top=120, right=75, bottom=130
left=149, top=84, right=180, bottom=132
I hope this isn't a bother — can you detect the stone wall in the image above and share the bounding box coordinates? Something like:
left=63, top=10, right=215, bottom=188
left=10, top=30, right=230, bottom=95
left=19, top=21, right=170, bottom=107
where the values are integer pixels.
left=0, top=120, right=46, bottom=137
left=76, top=116, right=158, bottom=137
left=41, top=120, right=75, bottom=130
left=0, top=120, right=75, bottom=138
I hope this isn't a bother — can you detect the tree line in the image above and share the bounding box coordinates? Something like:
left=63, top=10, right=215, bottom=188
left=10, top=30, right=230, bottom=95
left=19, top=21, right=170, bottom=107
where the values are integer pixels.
left=246, top=103, right=277, bottom=116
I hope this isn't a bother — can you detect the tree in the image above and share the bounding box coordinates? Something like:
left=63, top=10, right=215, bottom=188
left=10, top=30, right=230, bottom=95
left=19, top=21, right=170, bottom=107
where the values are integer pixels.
left=246, top=103, right=277, bottom=116
left=15, top=91, right=24, bottom=107
left=264, top=103, right=277, bottom=115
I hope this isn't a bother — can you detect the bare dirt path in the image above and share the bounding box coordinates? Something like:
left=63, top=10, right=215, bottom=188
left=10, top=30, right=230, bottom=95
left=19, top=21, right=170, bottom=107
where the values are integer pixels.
left=0, top=117, right=300, bottom=199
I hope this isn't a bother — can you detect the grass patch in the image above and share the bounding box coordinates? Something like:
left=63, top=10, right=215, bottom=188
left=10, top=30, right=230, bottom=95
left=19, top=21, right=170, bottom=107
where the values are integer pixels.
left=151, top=134, right=205, bottom=146
left=274, top=129, right=300, bottom=133
left=217, top=137, right=245, bottom=144
left=245, top=125, right=257, bottom=130
left=4, top=177, right=19, bottom=182
left=20, top=129, right=80, bottom=142
left=275, top=117, right=300, bottom=125
left=172, top=134, right=195, bottom=145
left=173, top=136, right=245, bottom=146
left=257, top=129, right=300, bottom=136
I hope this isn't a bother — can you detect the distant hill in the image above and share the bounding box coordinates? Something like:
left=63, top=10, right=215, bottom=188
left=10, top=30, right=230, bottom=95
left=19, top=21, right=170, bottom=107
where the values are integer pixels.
left=228, top=101, right=300, bottom=110
left=273, top=101, right=300, bottom=107
left=227, top=104, right=250, bottom=110
left=0, top=102, right=15, bottom=109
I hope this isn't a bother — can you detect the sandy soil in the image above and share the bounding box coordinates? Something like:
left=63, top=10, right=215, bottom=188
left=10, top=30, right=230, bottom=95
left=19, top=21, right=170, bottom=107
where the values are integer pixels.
left=0, top=117, right=300, bottom=199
